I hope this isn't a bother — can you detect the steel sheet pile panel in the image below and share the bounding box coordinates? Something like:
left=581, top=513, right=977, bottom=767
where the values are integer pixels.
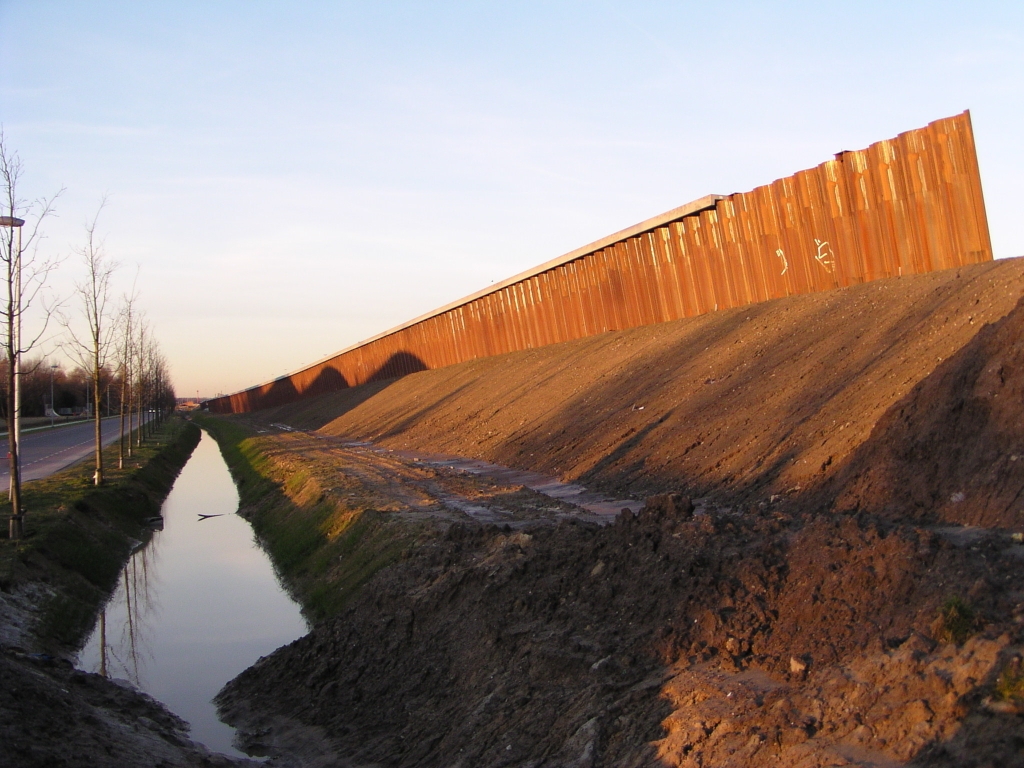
left=208, top=111, right=991, bottom=414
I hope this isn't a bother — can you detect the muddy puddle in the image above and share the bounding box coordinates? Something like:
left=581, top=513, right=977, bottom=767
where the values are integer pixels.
left=76, top=430, right=308, bottom=758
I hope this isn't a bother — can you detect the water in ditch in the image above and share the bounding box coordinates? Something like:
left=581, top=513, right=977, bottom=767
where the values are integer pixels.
left=76, top=429, right=309, bottom=758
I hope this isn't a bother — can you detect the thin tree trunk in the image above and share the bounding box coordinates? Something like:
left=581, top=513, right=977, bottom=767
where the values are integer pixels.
left=7, top=345, right=21, bottom=539
left=136, top=370, right=143, bottom=447
left=126, top=349, right=133, bottom=458
left=93, top=346, right=103, bottom=485
left=118, top=359, right=126, bottom=469
left=6, top=261, right=20, bottom=539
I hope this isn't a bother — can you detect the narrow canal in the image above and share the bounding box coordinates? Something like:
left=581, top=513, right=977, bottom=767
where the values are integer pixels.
left=76, top=429, right=309, bottom=758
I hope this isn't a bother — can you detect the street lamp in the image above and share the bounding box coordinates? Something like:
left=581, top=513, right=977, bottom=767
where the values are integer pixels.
left=1, top=215, right=25, bottom=540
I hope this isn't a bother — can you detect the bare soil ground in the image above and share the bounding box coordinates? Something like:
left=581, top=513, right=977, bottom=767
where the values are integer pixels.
left=831, top=275, right=1024, bottom=528
left=248, top=431, right=635, bottom=528
left=259, top=258, right=1024, bottom=520
left=219, top=502, right=1024, bottom=767
left=211, top=260, right=1024, bottom=767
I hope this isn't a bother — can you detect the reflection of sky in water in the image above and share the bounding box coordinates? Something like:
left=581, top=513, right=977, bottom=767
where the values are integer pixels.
left=77, top=430, right=309, bottom=758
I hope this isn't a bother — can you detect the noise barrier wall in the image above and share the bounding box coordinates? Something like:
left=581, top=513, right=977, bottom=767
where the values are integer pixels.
left=208, top=111, right=991, bottom=414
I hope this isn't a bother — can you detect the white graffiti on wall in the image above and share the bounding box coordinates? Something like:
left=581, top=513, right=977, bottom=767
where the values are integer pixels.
left=775, top=241, right=833, bottom=277
left=814, top=239, right=835, bottom=273
left=776, top=248, right=788, bottom=275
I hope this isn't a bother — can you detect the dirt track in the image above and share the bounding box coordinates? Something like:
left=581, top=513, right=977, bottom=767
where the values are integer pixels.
left=211, top=259, right=1024, bottom=767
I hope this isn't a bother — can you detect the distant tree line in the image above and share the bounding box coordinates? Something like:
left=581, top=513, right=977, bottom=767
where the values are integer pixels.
left=0, top=354, right=175, bottom=420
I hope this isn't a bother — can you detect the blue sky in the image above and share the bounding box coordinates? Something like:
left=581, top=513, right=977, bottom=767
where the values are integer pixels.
left=2, top=1, right=1022, bottom=397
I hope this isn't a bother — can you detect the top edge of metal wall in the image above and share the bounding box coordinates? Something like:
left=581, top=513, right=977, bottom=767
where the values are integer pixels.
left=282, top=193, right=726, bottom=378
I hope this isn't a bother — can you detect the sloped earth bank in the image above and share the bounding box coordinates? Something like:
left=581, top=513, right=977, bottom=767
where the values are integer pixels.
left=831, top=278, right=1024, bottom=528
left=216, top=261, right=1024, bottom=767
left=0, top=650, right=250, bottom=768
left=252, top=258, right=1024, bottom=514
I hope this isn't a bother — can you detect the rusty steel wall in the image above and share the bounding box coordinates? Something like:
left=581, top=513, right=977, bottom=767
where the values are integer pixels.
left=208, top=111, right=991, bottom=414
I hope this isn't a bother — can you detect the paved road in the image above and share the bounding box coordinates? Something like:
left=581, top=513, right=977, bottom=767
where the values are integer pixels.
left=0, top=415, right=152, bottom=484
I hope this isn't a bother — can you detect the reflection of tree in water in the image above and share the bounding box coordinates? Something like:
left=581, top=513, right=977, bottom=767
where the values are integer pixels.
left=94, top=533, right=163, bottom=687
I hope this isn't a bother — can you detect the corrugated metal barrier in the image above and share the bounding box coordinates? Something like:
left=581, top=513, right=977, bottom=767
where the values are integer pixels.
left=208, top=111, right=991, bottom=414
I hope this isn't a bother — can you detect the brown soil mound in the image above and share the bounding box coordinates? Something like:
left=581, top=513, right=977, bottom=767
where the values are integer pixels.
left=217, top=503, right=1024, bottom=767
left=832, top=293, right=1024, bottom=529
left=257, top=259, right=1024, bottom=509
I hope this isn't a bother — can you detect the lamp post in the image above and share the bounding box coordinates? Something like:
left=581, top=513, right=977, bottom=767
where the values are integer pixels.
left=1, top=214, right=25, bottom=540
left=50, top=363, right=58, bottom=427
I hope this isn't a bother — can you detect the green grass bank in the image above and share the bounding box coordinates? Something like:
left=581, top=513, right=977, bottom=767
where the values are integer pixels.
left=0, top=417, right=201, bottom=651
left=194, top=413, right=419, bottom=621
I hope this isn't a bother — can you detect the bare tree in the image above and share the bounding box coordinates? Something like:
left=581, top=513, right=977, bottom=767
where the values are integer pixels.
left=116, top=285, right=139, bottom=468
left=124, top=317, right=176, bottom=443
left=134, top=319, right=148, bottom=447
left=1, top=130, right=63, bottom=539
left=146, top=340, right=174, bottom=426
left=63, top=202, right=118, bottom=486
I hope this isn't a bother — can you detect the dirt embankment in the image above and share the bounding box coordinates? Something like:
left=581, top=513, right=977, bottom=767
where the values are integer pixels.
left=1, top=650, right=245, bottom=768
left=260, top=259, right=1024, bottom=520
left=210, top=260, right=1024, bottom=767
left=832, top=289, right=1024, bottom=528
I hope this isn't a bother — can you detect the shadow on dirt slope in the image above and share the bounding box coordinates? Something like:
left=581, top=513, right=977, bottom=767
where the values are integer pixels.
left=831, top=291, right=1024, bottom=530
left=265, top=258, right=1024, bottom=507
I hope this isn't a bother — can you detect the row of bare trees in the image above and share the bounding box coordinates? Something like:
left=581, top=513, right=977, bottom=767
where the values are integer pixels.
left=111, top=293, right=177, bottom=480
left=0, top=356, right=175, bottom=421
left=63, top=209, right=176, bottom=486
left=2, top=131, right=176, bottom=539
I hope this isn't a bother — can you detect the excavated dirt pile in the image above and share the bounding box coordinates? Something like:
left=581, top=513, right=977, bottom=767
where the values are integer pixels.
left=218, top=499, right=1024, bottom=767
